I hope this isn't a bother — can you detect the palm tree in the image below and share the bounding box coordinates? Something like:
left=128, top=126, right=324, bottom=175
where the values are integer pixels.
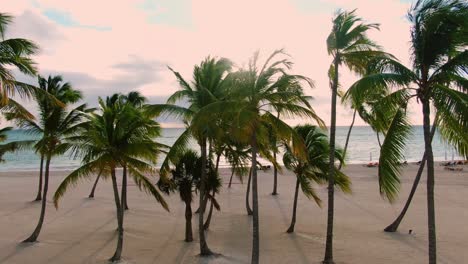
left=158, top=150, right=200, bottom=242
left=346, top=1, right=467, bottom=262
left=87, top=91, right=147, bottom=209
left=192, top=49, right=324, bottom=264
left=147, top=57, right=233, bottom=255
left=16, top=75, right=85, bottom=243
left=383, top=115, right=438, bottom=232
left=0, top=12, right=39, bottom=106
left=283, top=125, right=351, bottom=233
left=324, top=10, right=385, bottom=263
left=53, top=95, right=169, bottom=262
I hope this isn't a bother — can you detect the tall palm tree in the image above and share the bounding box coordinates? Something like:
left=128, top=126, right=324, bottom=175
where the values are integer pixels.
left=16, top=75, right=85, bottom=243
left=283, top=125, right=351, bottom=233
left=0, top=12, right=39, bottom=106
left=53, top=96, right=169, bottom=262
left=192, top=49, right=324, bottom=264
left=346, top=1, right=467, bottom=262
left=324, top=10, right=385, bottom=263
left=147, top=57, right=233, bottom=255
left=87, top=91, right=147, bottom=208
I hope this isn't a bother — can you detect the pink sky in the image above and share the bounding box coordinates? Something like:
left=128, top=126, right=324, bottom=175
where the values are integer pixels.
left=4, top=0, right=423, bottom=127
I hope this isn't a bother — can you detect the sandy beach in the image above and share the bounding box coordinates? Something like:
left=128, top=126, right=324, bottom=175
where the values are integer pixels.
left=0, top=164, right=466, bottom=264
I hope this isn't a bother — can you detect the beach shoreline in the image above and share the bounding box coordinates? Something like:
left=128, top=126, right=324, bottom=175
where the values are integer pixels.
left=0, top=164, right=467, bottom=263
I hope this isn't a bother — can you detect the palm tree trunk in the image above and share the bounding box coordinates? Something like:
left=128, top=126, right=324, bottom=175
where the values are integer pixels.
left=246, top=167, right=253, bottom=215
left=185, top=201, right=193, bottom=242
left=287, top=177, right=300, bottom=233
left=110, top=168, right=124, bottom=262
left=204, top=191, right=215, bottom=230
left=23, top=155, right=51, bottom=243
left=338, top=110, right=356, bottom=170
left=323, top=58, right=338, bottom=264
left=422, top=100, right=436, bottom=264
left=376, top=132, right=382, bottom=148
left=89, top=172, right=101, bottom=198
left=272, top=112, right=280, bottom=195
left=198, top=137, right=212, bottom=255
left=34, top=155, right=44, bottom=201
left=228, top=169, right=235, bottom=188
left=272, top=151, right=278, bottom=195
left=384, top=116, right=438, bottom=232
left=122, top=166, right=129, bottom=210
left=251, top=131, right=260, bottom=264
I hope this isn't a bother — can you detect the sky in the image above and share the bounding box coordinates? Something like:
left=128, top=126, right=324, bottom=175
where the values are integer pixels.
left=3, top=0, right=421, bottom=127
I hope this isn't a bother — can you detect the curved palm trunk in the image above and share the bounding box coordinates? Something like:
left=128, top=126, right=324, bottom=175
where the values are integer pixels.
left=272, top=151, right=278, bottom=195
left=251, top=132, right=260, bottom=264
left=228, top=170, right=235, bottom=188
left=122, top=166, right=129, bottom=210
left=204, top=191, right=215, bottom=230
left=23, top=155, right=51, bottom=243
left=287, top=177, right=300, bottom=233
left=198, top=137, right=212, bottom=255
left=204, top=152, right=221, bottom=230
left=338, top=109, right=356, bottom=170
left=323, top=58, right=338, bottom=264
left=185, top=200, right=193, bottom=242
left=422, top=100, right=436, bottom=264
left=110, top=168, right=124, bottom=262
left=245, top=167, right=253, bottom=215
left=34, top=155, right=44, bottom=201
left=89, top=172, right=101, bottom=198
left=384, top=117, right=437, bottom=232
left=376, top=132, right=382, bottom=148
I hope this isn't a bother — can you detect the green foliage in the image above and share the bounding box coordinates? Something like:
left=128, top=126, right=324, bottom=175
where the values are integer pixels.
left=0, top=127, right=33, bottom=162
left=348, top=0, right=468, bottom=200
left=53, top=92, right=169, bottom=211
left=0, top=12, right=39, bottom=105
left=283, top=125, right=352, bottom=206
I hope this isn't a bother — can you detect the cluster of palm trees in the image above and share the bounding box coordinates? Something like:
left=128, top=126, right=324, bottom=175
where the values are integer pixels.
left=1, top=0, right=466, bottom=263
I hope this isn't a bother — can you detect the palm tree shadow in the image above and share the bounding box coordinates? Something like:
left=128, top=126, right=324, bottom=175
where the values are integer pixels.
left=285, top=233, right=314, bottom=264
left=196, top=253, right=248, bottom=264
left=0, top=240, right=36, bottom=263
left=271, top=192, right=312, bottom=263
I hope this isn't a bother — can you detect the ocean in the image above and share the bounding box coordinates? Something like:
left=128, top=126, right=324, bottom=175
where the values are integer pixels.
left=0, top=126, right=462, bottom=172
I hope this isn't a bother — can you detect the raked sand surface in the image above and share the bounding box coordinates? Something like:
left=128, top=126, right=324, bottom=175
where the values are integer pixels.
left=0, top=164, right=467, bottom=264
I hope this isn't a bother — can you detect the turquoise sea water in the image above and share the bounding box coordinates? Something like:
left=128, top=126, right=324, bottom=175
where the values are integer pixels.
left=0, top=126, right=462, bottom=172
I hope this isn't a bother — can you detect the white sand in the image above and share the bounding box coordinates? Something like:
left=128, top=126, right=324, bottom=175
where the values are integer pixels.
left=0, top=164, right=467, bottom=264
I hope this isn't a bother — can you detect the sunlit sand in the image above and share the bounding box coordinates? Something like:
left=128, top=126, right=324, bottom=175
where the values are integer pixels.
left=0, top=164, right=466, bottom=263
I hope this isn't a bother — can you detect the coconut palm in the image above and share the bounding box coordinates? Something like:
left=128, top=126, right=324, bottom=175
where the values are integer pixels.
left=158, top=150, right=199, bottom=242
left=87, top=91, right=147, bottom=209
left=15, top=75, right=85, bottom=242
left=147, top=56, right=233, bottom=255
left=283, top=125, right=351, bottom=233
left=192, top=49, right=324, bottom=264
left=53, top=95, right=169, bottom=262
left=0, top=12, right=39, bottom=106
left=383, top=115, right=438, bottom=232
left=346, top=1, right=467, bottom=262
left=324, top=9, right=385, bottom=263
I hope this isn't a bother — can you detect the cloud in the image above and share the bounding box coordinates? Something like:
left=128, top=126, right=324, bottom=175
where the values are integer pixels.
left=3, top=0, right=425, bottom=127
